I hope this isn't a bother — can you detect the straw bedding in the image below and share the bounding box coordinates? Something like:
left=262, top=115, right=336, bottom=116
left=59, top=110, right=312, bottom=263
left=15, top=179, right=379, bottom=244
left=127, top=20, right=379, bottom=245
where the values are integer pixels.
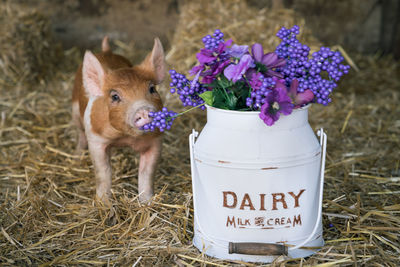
left=1, top=0, right=399, bottom=266
left=0, top=3, right=62, bottom=88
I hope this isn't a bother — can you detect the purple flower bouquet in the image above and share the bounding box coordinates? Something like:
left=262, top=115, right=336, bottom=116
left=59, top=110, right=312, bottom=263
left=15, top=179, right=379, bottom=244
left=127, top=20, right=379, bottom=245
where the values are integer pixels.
left=143, top=25, right=350, bottom=131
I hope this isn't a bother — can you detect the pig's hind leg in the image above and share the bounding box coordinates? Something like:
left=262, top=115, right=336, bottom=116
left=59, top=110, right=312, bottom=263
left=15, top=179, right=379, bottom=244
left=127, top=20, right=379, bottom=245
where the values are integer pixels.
left=72, top=101, right=88, bottom=154
left=76, top=130, right=88, bottom=153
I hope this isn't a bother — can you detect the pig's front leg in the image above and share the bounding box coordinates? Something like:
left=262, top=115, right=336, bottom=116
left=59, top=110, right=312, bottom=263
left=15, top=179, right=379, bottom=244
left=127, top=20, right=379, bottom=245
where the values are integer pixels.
left=87, top=138, right=112, bottom=204
left=137, top=136, right=162, bottom=203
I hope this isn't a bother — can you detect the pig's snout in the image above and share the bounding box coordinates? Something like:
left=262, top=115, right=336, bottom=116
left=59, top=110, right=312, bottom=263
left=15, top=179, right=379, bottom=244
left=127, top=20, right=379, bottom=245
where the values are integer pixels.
left=133, top=108, right=153, bottom=128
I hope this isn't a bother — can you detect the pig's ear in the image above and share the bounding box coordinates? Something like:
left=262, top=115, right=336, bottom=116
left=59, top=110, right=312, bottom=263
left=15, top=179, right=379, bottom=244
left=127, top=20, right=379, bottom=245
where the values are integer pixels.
left=82, top=51, right=105, bottom=97
left=139, top=38, right=165, bottom=84
left=102, top=36, right=111, bottom=52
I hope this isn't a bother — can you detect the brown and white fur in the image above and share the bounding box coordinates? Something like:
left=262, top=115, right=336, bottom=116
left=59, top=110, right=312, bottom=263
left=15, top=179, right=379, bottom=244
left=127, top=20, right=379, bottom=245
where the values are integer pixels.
left=72, top=36, right=165, bottom=204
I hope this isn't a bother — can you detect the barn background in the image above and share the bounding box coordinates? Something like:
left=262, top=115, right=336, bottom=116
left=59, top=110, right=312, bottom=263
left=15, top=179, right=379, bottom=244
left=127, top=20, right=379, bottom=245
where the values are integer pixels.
left=1, top=0, right=399, bottom=266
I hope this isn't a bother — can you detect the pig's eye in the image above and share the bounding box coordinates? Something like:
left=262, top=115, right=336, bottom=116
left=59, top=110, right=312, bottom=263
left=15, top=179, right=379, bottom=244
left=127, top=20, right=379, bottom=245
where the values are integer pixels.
left=110, top=90, right=121, bottom=103
left=149, top=84, right=157, bottom=94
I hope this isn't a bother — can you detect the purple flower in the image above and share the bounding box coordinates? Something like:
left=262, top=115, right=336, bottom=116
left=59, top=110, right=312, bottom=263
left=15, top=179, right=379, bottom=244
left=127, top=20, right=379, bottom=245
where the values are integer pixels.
left=251, top=43, right=264, bottom=62
left=190, top=39, right=233, bottom=84
left=196, top=39, right=233, bottom=65
left=190, top=70, right=202, bottom=89
left=227, top=44, right=249, bottom=58
left=212, top=59, right=231, bottom=76
left=216, top=39, right=233, bottom=54
left=259, top=80, right=293, bottom=126
left=251, top=43, right=286, bottom=78
left=224, top=54, right=254, bottom=83
left=199, top=59, right=231, bottom=85
left=246, top=69, right=263, bottom=90
left=288, top=79, right=314, bottom=107
left=201, top=75, right=214, bottom=85
left=169, top=70, right=207, bottom=108
left=142, top=107, right=177, bottom=132
left=189, top=64, right=205, bottom=76
left=196, top=49, right=216, bottom=64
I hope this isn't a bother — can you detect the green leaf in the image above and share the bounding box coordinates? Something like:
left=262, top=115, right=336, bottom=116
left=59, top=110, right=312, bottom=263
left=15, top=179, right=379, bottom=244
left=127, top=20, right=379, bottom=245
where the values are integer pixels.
left=199, top=91, right=213, bottom=106
left=226, top=92, right=238, bottom=109
left=208, top=79, right=220, bottom=89
left=229, top=81, right=251, bottom=110
left=210, top=88, right=239, bottom=110
left=255, top=62, right=267, bottom=73
left=213, top=89, right=229, bottom=109
left=217, top=75, right=232, bottom=89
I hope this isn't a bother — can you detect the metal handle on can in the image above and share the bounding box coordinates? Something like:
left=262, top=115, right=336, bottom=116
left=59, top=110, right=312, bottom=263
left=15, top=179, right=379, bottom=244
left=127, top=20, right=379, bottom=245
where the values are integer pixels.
left=229, top=242, right=288, bottom=256
left=288, top=128, right=327, bottom=251
left=189, top=128, right=327, bottom=255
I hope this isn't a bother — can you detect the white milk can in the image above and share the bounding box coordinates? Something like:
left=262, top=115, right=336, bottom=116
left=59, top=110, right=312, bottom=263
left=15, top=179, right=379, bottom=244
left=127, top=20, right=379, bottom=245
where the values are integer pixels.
left=189, top=105, right=327, bottom=263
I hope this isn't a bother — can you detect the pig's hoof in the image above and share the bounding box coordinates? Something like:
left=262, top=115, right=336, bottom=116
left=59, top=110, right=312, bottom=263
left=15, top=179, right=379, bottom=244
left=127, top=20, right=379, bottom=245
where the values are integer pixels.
left=106, top=206, right=118, bottom=226
left=95, top=193, right=112, bottom=207
left=94, top=196, right=117, bottom=225
left=139, top=193, right=153, bottom=205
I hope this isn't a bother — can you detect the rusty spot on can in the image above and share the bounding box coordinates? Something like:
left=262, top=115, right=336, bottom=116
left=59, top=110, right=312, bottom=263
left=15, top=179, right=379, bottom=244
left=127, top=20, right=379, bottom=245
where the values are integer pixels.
left=195, top=158, right=202, bottom=163
left=218, top=160, right=231, bottom=164
left=315, top=151, right=321, bottom=156
left=261, top=167, right=278, bottom=170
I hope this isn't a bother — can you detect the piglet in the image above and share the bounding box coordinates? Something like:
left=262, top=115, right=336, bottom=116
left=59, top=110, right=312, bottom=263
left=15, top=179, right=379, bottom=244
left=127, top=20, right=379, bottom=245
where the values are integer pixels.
left=72, top=36, right=165, bottom=203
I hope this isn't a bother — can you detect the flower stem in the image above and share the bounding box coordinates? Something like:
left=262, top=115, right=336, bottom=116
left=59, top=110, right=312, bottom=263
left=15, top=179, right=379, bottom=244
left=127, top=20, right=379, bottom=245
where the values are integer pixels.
left=168, top=103, right=206, bottom=121
left=217, top=76, right=230, bottom=99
